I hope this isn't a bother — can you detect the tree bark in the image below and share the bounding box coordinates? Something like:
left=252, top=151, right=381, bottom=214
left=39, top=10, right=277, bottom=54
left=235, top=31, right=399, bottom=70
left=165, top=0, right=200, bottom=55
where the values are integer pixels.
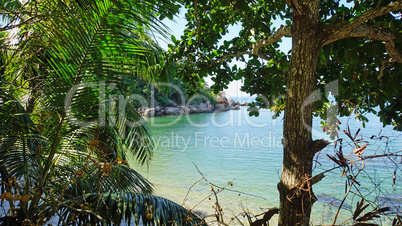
left=277, top=1, right=323, bottom=225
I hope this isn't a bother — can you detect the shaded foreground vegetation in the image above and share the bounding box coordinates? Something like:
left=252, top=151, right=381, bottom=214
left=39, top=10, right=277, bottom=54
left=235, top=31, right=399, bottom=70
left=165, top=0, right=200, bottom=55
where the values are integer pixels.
left=0, top=0, right=204, bottom=225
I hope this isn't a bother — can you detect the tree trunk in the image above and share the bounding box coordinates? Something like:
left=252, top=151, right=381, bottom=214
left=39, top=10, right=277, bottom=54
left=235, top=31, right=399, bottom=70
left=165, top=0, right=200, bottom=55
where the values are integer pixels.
left=277, top=1, right=323, bottom=225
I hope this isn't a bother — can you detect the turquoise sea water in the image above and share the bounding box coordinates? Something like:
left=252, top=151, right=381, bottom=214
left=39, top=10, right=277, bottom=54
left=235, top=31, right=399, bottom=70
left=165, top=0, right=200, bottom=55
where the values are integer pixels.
left=131, top=101, right=402, bottom=225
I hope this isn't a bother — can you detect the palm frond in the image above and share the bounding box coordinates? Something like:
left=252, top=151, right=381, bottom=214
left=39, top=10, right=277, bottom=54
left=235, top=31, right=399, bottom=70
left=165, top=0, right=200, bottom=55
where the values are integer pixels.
left=60, top=192, right=204, bottom=225
left=0, top=0, right=191, bottom=224
left=110, top=111, right=154, bottom=165
left=0, top=90, right=44, bottom=182
left=54, top=158, right=153, bottom=196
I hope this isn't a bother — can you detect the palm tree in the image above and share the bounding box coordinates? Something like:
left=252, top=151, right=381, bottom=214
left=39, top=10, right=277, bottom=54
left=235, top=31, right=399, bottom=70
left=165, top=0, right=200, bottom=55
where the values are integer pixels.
left=0, top=0, right=203, bottom=225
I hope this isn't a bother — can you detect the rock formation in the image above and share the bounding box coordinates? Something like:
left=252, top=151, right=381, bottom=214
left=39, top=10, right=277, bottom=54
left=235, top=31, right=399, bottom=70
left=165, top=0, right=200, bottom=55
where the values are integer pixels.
left=139, top=91, right=244, bottom=117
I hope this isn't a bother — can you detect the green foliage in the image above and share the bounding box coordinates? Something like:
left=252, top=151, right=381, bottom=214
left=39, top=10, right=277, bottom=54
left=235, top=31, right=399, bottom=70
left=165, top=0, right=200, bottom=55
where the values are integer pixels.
left=171, top=0, right=290, bottom=95
left=192, top=85, right=217, bottom=104
left=171, top=0, right=402, bottom=131
left=122, top=75, right=217, bottom=108
left=116, top=31, right=217, bottom=108
left=316, top=34, right=402, bottom=130
left=171, top=1, right=402, bottom=224
left=0, top=0, right=204, bottom=225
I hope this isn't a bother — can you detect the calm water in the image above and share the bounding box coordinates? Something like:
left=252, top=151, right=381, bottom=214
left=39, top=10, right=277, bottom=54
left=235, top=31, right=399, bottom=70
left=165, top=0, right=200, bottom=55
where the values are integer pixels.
left=131, top=100, right=402, bottom=225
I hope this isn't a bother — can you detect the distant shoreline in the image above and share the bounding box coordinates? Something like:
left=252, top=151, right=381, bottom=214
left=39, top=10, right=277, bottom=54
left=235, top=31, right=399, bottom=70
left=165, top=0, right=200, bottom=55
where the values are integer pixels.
left=139, top=92, right=249, bottom=118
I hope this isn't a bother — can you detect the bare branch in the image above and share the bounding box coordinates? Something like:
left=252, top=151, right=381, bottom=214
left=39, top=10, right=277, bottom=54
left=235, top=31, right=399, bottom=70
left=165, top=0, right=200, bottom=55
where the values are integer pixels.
left=208, top=25, right=291, bottom=66
left=323, top=1, right=402, bottom=45
left=361, top=150, right=402, bottom=160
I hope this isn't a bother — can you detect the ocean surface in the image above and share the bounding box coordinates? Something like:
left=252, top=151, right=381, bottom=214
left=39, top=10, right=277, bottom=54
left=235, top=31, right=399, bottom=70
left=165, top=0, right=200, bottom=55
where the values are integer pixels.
left=131, top=97, right=402, bottom=225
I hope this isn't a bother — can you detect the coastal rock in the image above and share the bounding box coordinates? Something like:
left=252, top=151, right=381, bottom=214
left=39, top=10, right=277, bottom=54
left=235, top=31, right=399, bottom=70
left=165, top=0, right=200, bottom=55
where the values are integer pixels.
left=206, top=101, right=213, bottom=110
left=218, top=91, right=226, bottom=99
left=227, top=97, right=235, bottom=106
left=217, top=91, right=230, bottom=106
left=141, top=94, right=243, bottom=117
left=215, top=104, right=226, bottom=111
left=198, top=102, right=208, bottom=109
left=167, top=99, right=178, bottom=107
left=165, top=107, right=183, bottom=115
left=179, top=106, right=191, bottom=115
left=217, top=96, right=226, bottom=104
left=144, top=108, right=155, bottom=117
left=189, top=106, right=198, bottom=113
left=197, top=102, right=212, bottom=112
left=240, top=101, right=248, bottom=106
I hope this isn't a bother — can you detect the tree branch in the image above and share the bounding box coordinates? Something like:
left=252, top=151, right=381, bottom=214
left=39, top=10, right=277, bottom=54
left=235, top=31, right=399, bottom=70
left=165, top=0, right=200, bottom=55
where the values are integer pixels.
left=323, top=1, right=402, bottom=45
left=208, top=50, right=254, bottom=66
left=384, top=38, right=402, bottom=63
left=251, top=25, right=291, bottom=54
left=285, top=0, right=302, bottom=16
left=344, top=24, right=402, bottom=63
left=208, top=25, right=291, bottom=66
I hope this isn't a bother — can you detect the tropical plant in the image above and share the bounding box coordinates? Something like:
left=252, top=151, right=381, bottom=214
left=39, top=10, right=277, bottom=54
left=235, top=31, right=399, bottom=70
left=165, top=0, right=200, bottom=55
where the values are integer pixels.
left=0, top=0, right=203, bottom=225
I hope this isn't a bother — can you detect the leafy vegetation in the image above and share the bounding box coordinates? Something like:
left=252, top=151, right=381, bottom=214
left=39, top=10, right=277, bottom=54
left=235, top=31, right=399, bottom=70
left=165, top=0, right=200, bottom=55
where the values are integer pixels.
left=122, top=75, right=217, bottom=108
left=171, top=0, right=402, bottom=224
left=0, top=0, right=203, bottom=225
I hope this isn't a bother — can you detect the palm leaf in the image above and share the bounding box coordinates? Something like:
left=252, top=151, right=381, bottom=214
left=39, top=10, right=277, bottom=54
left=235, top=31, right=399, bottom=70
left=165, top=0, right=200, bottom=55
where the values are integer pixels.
left=0, top=0, right=196, bottom=224
left=0, top=90, right=43, bottom=183
left=54, top=158, right=154, bottom=196
left=60, top=192, right=204, bottom=225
